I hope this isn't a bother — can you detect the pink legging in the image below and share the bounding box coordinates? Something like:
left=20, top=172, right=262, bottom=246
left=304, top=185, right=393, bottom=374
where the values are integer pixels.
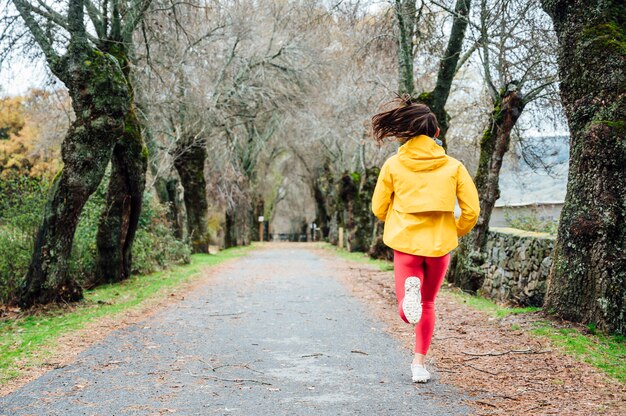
left=394, top=250, right=450, bottom=355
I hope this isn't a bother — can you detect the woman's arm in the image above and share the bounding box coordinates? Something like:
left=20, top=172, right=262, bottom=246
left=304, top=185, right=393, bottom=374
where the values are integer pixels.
left=371, top=161, right=394, bottom=221
left=456, top=164, right=480, bottom=237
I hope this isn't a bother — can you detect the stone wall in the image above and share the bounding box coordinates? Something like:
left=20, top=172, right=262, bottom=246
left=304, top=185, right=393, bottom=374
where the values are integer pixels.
left=480, top=227, right=555, bottom=307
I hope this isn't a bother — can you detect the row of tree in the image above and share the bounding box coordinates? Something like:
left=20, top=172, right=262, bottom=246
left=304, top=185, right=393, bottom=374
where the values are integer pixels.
left=290, top=0, right=625, bottom=335
left=1, top=0, right=623, bottom=334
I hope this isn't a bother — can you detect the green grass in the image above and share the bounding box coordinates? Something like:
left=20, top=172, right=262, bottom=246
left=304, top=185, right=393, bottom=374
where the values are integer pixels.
left=0, top=245, right=253, bottom=386
left=447, top=289, right=541, bottom=318
left=318, top=242, right=394, bottom=271
left=530, top=321, right=626, bottom=383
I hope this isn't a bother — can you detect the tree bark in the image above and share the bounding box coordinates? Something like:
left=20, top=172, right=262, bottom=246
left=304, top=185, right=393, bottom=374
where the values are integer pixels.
left=252, top=196, right=264, bottom=242
left=165, top=177, right=185, bottom=240
left=541, top=0, right=626, bottom=334
left=449, top=87, right=525, bottom=291
left=395, top=0, right=417, bottom=95
left=418, top=0, right=471, bottom=149
left=94, top=108, right=148, bottom=283
left=174, top=142, right=210, bottom=253
left=312, top=181, right=330, bottom=239
left=312, top=164, right=333, bottom=239
left=94, top=40, right=148, bottom=284
left=19, top=42, right=131, bottom=306
left=224, top=207, right=251, bottom=248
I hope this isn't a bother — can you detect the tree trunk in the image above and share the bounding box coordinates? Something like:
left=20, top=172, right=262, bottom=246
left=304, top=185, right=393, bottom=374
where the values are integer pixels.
left=174, top=142, right=210, bottom=253
left=165, top=177, right=185, bottom=240
left=312, top=180, right=330, bottom=239
left=94, top=42, right=148, bottom=284
left=253, top=196, right=264, bottom=242
left=224, top=206, right=251, bottom=248
left=541, top=0, right=626, bottom=334
left=140, top=108, right=184, bottom=239
left=418, top=0, right=471, bottom=149
left=337, top=172, right=358, bottom=251
left=19, top=45, right=131, bottom=306
left=395, top=0, right=417, bottom=95
left=224, top=210, right=236, bottom=249
left=449, top=87, right=525, bottom=291
left=94, top=108, right=148, bottom=283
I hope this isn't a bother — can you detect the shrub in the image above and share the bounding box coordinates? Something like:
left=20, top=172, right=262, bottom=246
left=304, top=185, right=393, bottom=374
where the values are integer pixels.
left=0, top=174, right=190, bottom=305
left=131, top=193, right=191, bottom=275
left=0, top=177, right=48, bottom=303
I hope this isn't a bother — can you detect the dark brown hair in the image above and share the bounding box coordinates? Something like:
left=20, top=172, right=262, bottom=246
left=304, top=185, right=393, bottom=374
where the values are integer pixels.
left=371, top=95, right=439, bottom=144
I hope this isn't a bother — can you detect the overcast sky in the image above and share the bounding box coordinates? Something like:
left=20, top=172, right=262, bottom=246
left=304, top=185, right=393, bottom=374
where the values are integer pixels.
left=0, top=54, right=52, bottom=97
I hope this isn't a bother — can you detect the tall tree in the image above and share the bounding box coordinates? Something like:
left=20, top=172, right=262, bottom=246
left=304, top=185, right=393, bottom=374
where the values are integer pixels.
left=395, top=0, right=418, bottom=95
left=392, top=0, right=474, bottom=148
left=417, top=0, right=472, bottom=148
left=449, top=0, right=558, bottom=291
left=94, top=1, right=151, bottom=284
left=10, top=0, right=151, bottom=305
left=136, top=1, right=223, bottom=252
left=540, top=0, right=625, bottom=334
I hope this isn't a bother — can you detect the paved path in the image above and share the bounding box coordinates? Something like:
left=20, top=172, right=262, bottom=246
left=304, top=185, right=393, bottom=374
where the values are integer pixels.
left=1, top=247, right=468, bottom=415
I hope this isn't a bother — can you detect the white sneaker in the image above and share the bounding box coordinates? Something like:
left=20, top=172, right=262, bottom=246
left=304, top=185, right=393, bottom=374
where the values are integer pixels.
left=411, top=363, right=431, bottom=383
left=402, top=277, right=422, bottom=324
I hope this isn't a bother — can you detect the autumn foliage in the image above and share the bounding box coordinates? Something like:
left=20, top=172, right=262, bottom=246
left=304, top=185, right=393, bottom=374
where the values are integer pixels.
left=0, top=89, right=66, bottom=179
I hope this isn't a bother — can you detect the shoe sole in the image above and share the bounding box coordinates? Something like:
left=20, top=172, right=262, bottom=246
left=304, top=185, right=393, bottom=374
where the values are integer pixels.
left=402, top=276, right=422, bottom=324
left=412, top=376, right=430, bottom=383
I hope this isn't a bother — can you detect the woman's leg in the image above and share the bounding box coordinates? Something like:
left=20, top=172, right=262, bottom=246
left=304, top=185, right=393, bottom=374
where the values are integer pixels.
left=393, top=250, right=425, bottom=323
left=413, top=253, right=451, bottom=361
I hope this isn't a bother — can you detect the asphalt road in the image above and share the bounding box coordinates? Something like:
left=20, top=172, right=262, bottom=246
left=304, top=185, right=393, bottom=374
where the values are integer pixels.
left=1, top=246, right=469, bottom=415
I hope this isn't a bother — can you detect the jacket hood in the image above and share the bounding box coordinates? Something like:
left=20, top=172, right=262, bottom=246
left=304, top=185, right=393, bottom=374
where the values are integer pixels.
left=397, top=135, right=447, bottom=171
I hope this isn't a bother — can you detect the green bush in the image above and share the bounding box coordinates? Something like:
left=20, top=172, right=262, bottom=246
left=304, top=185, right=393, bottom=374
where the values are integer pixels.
left=131, top=193, right=191, bottom=275
left=0, top=177, right=48, bottom=303
left=0, top=174, right=190, bottom=305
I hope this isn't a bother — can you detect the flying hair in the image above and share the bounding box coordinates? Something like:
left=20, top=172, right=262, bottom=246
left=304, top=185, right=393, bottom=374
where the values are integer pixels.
left=371, top=94, right=439, bottom=144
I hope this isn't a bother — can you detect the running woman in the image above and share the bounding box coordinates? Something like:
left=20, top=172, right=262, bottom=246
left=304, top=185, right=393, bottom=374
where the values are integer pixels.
left=371, top=96, right=480, bottom=383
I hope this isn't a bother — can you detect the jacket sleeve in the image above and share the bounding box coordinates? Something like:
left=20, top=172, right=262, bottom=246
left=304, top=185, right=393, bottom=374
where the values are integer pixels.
left=371, top=161, right=393, bottom=222
left=456, top=163, right=480, bottom=237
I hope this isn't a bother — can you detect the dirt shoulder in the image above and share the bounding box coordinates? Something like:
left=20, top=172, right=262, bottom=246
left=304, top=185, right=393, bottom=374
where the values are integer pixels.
left=318, top=248, right=625, bottom=416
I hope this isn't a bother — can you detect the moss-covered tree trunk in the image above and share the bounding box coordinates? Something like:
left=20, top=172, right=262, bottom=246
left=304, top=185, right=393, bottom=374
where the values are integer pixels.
left=312, top=182, right=330, bottom=239
left=449, top=88, right=524, bottom=291
left=94, top=109, right=147, bottom=283
left=418, top=0, right=471, bottom=149
left=138, top=98, right=184, bottom=239
left=174, top=142, right=209, bottom=253
left=19, top=42, right=131, bottom=306
left=165, top=177, right=185, bottom=239
left=94, top=42, right=148, bottom=284
left=337, top=168, right=381, bottom=253
left=224, top=207, right=251, bottom=248
left=337, top=172, right=357, bottom=250
left=541, top=0, right=626, bottom=334
left=312, top=164, right=333, bottom=239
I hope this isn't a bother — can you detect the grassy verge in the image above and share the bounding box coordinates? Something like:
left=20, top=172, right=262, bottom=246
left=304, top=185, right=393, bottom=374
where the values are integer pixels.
left=321, top=242, right=625, bottom=383
left=0, top=245, right=253, bottom=386
left=447, top=288, right=541, bottom=318
left=530, top=321, right=626, bottom=383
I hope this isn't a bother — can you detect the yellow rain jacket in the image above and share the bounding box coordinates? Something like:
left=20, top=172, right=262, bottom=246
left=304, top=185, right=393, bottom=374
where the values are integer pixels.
left=371, top=135, right=480, bottom=257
